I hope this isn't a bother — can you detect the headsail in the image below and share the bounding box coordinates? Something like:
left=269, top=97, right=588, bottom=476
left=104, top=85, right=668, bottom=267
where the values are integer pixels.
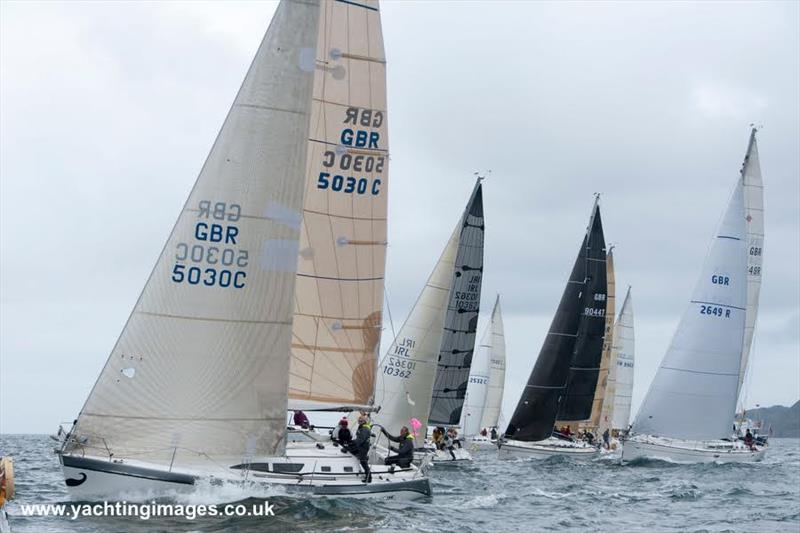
left=70, top=0, right=321, bottom=466
left=429, top=182, right=485, bottom=426
left=288, top=0, right=389, bottom=411
left=610, top=287, right=634, bottom=431
left=633, top=178, right=747, bottom=441
left=505, top=200, right=607, bottom=441
left=738, top=128, right=764, bottom=402
left=479, top=296, right=506, bottom=431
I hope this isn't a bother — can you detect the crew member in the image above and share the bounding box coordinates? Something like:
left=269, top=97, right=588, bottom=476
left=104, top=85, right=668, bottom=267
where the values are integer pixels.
left=381, top=426, right=414, bottom=468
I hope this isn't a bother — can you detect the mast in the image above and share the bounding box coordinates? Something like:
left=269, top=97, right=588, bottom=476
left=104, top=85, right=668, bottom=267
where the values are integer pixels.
left=633, top=177, right=747, bottom=441
left=504, top=199, right=607, bottom=441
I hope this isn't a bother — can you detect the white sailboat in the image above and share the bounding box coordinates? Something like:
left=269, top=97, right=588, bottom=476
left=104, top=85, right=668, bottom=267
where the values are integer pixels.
left=372, top=181, right=484, bottom=464
left=55, top=0, right=431, bottom=500
left=462, top=296, right=506, bottom=445
left=623, top=142, right=765, bottom=463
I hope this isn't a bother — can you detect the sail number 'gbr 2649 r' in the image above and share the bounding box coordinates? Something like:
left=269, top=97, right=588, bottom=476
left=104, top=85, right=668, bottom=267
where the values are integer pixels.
left=171, top=201, right=248, bottom=289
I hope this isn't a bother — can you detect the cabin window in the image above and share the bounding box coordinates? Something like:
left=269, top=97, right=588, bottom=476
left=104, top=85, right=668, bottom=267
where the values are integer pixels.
left=343, top=466, right=353, bottom=473
left=321, top=466, right=331, bottom=472
left=272, top=463, right=303, bottom=474
left=229, top=463, right=269, bottom=472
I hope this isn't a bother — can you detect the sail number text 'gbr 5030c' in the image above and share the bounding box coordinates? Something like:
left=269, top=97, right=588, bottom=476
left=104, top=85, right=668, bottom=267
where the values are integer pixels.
left=172, top=201, right=248, bottom=289
left=318, top=107, right=385, bottom=196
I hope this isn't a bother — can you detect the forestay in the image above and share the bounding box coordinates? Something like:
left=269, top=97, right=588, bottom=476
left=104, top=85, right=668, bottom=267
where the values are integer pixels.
left=429, top=183, right=485, bottom=426
left=633, top=178, right=747, bottom=441
left=479, top=296, right=506, bottom=431
left=738, top=128, right=764, bottom=402
left=289, top=0, right=389, bottom=411
left=71, top=0, right=321, bottom=466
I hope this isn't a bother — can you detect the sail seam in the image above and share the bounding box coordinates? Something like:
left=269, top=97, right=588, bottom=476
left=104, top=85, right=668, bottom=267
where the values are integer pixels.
left=661, top=366, right=739, bottom=377
left=136, top=311, right=291, bottom=325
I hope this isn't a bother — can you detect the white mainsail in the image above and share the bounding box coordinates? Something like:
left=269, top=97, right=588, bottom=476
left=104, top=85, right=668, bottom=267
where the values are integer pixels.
left=460, top=311, right=492, bottom=437
left=610, top=287, right=634, bottom=431
left=288, top=0, right=389, bottom=411
left=633, top=178, right=747, bottom=441
left=738, top=128, right=764, bottom=402
left=373, top=226, right=460, bottom=436
left=479, top=296, right=506, bottom=430
left=71, top=0, right=321, bottom=466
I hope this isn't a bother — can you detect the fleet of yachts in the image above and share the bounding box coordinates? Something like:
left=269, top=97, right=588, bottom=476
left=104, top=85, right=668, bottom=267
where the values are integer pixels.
left=50, top=0, right=769, bottom=502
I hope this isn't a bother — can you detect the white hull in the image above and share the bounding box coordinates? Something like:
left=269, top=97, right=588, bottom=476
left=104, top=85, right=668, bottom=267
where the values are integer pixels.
left=621, top=436, right=766, bottom=464
left=59, top=441, right=431, bottom=501
left=498, top=437, right=599, bottom=459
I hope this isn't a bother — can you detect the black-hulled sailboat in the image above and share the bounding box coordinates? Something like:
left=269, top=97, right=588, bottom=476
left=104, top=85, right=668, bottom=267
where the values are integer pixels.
left=499, top=197, right=607, bottom=458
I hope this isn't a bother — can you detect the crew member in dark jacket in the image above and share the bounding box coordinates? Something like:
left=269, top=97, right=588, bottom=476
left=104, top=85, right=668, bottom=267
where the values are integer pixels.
left=348, top=415, right=372, bottom=483
left=381, top=426, right=414, bottom=468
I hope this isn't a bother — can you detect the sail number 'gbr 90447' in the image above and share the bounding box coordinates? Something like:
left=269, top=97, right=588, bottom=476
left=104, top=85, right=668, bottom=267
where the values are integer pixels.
left=317, top=107, right=384, bottom=196
left=171, top=201, right=248, bottom=289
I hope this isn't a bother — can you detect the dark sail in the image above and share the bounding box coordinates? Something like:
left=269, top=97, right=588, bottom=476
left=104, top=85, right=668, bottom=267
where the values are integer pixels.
left=504, top=200, right=606, bottom=441
left=428, top=181, right=485, bottom=426
left=556, top=206, right=607, bottom=421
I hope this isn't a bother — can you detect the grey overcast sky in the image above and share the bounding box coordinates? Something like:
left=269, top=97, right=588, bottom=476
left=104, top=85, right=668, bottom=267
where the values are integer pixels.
left=1, top=1, right=798, bottom=434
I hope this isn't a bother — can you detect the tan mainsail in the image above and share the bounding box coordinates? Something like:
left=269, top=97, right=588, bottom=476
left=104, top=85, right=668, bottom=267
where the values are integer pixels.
left=72, top=0, right=321, bottom=466
left=590, top=249, right=616, bottom=433
left=288, top=0, right=389, bottom=409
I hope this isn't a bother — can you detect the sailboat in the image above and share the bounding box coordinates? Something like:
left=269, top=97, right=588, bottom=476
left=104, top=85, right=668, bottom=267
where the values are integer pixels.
left=622, top=134, right=765, bottom=463
left=500, top=198, right=607, bottom=459
left=372, top=180, right=484, bottom=464
left=461, top=296, right=506, bottom=445
left=55, top=0, right=431, bottom=500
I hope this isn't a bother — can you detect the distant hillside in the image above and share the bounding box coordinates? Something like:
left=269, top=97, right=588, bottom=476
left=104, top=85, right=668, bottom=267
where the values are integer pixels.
left=741, top=401, right=800, bottom=438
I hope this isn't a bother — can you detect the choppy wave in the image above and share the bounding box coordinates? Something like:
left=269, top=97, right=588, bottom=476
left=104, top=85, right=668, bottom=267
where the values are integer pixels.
left=1, top=435, right=799, bottom=532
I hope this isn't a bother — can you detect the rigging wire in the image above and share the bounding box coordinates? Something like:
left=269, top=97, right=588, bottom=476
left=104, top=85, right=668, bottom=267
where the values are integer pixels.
left=383, top=285, right=397, bottom=340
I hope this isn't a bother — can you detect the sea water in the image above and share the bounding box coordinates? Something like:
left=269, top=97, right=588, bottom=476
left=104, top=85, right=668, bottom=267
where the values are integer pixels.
left=1, top=435, right=798, bottom=532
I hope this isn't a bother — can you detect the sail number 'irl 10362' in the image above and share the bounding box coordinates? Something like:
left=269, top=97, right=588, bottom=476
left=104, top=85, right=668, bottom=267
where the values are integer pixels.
left=171, top=201, right=248, bottom=289
left=317, top=107, right=385, bottom=196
